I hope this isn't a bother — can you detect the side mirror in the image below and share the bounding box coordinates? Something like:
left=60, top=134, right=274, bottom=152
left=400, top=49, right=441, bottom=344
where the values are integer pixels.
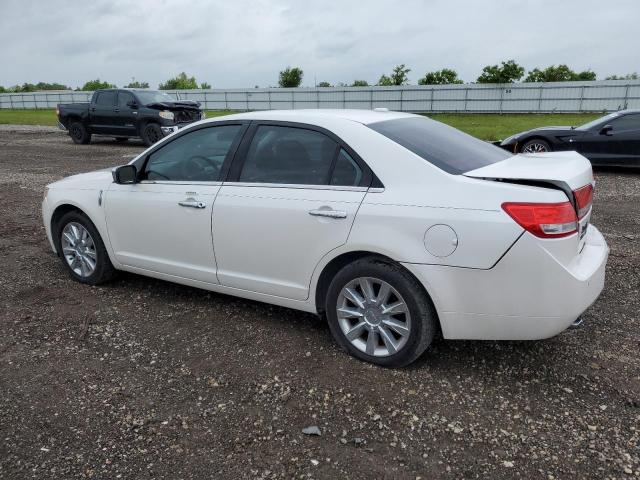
left=126, top=100, right=138, bottom=109
left=599, top=124, right=613, bottom=136
left=112, top=165, right=138, bottom=184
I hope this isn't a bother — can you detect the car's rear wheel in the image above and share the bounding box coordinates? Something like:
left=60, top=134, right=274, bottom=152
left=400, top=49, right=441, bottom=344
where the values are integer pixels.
left=55, top=211, right=116, bottom=285
left=325, top=258, right=437, bottom=367
left=521, top=139, right=551, bottom=153
left=69, top=121, right=91, bottom=145
left=141, top=123, right=163, bottom=146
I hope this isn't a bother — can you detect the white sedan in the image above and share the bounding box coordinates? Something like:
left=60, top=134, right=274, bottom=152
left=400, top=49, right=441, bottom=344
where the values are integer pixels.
left=42, top=109, right=609, bottom=367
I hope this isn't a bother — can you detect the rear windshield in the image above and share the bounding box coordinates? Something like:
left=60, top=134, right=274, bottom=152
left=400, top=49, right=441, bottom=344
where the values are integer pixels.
left=368, top=117, right=512, bottom=174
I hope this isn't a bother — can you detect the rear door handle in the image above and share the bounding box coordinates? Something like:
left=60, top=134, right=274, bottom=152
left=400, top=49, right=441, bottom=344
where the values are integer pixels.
left=179, top=200, right=206, bottom=209
left=309, top=209, right=347, bottom=219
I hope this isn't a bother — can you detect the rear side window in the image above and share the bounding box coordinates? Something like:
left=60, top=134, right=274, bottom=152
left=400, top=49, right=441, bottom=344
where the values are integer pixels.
left=239, top=125, right=338, bottom=185
left=95, top=91, right=116, bottom=106
left=368, top=117, right=511, bottom=174
left=330, top=149, right=363, bottom=186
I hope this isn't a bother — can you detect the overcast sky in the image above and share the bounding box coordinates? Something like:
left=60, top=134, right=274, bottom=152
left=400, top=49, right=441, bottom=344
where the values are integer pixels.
left=1, top=0, right=638, bottom=89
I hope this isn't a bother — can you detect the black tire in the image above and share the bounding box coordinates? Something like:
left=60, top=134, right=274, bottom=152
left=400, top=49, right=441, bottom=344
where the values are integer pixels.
left=141, top=123, right=163, bottom=146
left=69, top=121, right=91, bottom=145
left=325, top=257, right=437, bottom=368
left=520, top=138, right=551, bottom=154
left=54, top=211, right=117, bottom=285
left=115, top=137, right=129, bottom=143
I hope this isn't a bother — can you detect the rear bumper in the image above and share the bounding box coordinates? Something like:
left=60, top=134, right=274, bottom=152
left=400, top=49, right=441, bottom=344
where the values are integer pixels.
left=403, top=225, right=609, bottom=340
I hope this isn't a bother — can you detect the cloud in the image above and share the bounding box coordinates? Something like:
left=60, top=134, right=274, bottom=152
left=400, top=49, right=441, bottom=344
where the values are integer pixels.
left=0, top=0, right=638, bottom=89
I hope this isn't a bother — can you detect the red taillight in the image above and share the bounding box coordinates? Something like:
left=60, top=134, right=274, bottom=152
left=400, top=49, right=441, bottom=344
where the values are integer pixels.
left=502, top=202, right=578, bottom=238
left=573, top=184, right=593, bottom=219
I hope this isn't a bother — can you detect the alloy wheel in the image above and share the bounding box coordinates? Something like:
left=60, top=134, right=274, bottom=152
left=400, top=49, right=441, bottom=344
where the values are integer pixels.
left=522, top=142, right=549, bottom=153
left=61, top=222, right=97, bottom=277
left=336, top=277, right=411, bottom=357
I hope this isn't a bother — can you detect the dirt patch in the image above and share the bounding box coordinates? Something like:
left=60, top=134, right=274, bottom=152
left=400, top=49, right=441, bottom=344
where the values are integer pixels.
left=0, top=131, right=638, bottom=479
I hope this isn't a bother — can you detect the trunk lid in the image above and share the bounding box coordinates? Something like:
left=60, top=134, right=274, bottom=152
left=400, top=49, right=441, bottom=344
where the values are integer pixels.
left=465, top=151, right=594, bottom=254
left=463, top=151, right=593, bottom=191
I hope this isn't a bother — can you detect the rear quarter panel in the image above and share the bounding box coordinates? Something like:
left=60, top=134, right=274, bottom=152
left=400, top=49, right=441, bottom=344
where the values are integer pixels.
left=329, top=122, right=568, bottom=269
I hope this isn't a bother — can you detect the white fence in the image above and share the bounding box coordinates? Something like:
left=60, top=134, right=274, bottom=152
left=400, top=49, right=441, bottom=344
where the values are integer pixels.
left=1, top=80, right=639, bottom=113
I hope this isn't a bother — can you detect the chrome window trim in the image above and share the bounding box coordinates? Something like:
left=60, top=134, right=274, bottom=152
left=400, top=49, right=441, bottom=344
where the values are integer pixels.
left=138, top=180, right=223, bottom=186
left=221, top=181, right=368, bottom=192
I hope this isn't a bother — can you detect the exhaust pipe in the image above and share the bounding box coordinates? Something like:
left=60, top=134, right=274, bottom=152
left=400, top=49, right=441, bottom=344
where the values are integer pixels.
left=570, top=317, right=584, bottom=329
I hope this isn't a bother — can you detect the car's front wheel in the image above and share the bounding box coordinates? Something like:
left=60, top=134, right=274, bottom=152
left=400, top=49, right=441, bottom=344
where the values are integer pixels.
left=325, top=258, right=437, bottom=367
left=55, top=211, right=116, bottom=285
left=141, top=123, right=163, bottom=146
left=521, top=138, right=551, bottom=153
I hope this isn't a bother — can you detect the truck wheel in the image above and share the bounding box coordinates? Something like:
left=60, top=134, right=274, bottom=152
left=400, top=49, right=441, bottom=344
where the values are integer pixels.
left=69, top=121, right=91, bottom=145
left=141, top=123, right=163, bottom=146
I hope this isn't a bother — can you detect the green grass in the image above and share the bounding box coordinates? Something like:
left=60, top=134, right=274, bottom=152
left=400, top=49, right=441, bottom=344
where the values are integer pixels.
left=0, top=109, right=602, bottom=141
left=0, top=109, right=60, bottom=126
left=425, top=113, right=601, bottom=141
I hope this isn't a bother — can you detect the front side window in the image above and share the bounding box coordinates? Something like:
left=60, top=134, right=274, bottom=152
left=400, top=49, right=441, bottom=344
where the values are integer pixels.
left=144, top=125, right=242, bottom=182
left=95, top=91, right=116, bottom=106
left=368, top=117, right=511, bottom=174
left=118, top=91, right=135, bottom=108
left=610, top=114, right=640, bottom=131
left=239, top=125, right=338, bottom=185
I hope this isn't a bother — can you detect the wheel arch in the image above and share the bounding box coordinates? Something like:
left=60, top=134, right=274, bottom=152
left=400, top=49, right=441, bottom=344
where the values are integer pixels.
left=49, top=202, right=108, bottom=258
left=313, top=250, right=442, bottom=335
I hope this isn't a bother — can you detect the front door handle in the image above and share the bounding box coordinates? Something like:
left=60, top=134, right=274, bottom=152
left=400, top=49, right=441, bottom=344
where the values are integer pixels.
left=309, top=209, right=347, bottom=219
left=179, top=200, right=206, bottom=209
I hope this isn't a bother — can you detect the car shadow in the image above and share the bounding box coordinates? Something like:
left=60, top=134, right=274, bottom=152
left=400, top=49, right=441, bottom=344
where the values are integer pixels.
left=103, top=270, right=568, bottom=373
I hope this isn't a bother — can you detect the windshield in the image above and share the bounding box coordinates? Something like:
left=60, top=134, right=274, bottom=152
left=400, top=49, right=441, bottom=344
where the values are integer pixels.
left=135, top=90, right=177, bottom=105
left=368, top=117, right=512, bottom=174
left=576, top=112, right=620, bottom=131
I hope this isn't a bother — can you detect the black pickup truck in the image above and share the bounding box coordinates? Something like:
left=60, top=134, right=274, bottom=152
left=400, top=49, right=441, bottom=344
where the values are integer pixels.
left=57, top=89, right=204, bottom=146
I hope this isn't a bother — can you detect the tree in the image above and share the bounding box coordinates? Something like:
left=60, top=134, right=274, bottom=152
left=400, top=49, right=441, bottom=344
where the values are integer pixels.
left=0, top=86, right=6, bottom=93
left=125, top=80, right=150, bottom=88
left=81, top=79, right=117, bottom=91
left=524, top=65, right=596, bottom=82
left=159, top=72, right=199, bottom=90
left=317, top=81, right=332, bottom=87
left=476, top=60, right=524, bottom=83
left=378, top=64, right=411, bottom=86
left=200, top=82, right=212, bottom=89
left=351, top=80, right=369, bottom=87
left=418, top=68, right=463, bottom=85
left=606, top=72, right=639, bottom=80
left=5, top=82, right=71, bottom=92
left=573, top=70, right=596, bottom=81
left=278, top=67, right=303, bottom=87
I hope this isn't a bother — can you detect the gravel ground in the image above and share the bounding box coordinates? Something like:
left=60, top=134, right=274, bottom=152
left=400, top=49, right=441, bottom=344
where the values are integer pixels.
left=0, top=130, right=638, bottom=479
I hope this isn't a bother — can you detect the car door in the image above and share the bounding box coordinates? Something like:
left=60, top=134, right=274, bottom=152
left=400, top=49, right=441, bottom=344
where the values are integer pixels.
left=104, top=122, right=247, bottom=283
left=115, top=91, right=138, bottom=136
left=578, top=113, right=640, bottom=166
left=212, top=122, right=371, bottom=300
left=602, top=113, right=640, bottom=166
left=90, top=90, right=117, bottom=134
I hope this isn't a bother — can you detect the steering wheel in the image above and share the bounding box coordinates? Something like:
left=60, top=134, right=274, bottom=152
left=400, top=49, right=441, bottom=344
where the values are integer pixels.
left=180, top=155, right=220, bottom=180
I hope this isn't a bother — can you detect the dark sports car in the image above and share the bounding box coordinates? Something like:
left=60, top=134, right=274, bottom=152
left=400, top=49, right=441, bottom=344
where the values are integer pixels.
left=499, top=109, right=640, bottom=167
